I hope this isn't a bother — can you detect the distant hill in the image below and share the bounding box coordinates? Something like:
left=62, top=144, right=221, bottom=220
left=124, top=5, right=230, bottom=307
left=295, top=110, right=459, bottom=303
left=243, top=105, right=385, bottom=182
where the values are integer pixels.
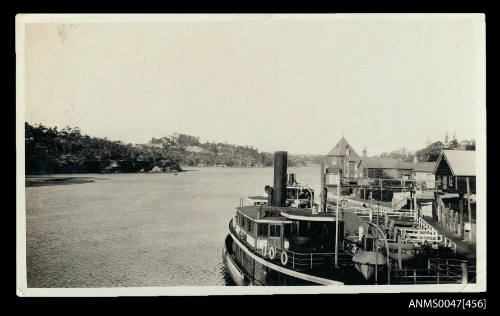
left=25, top=123, right=182, bottom=174
left=24, top=122, right=322, bottom=174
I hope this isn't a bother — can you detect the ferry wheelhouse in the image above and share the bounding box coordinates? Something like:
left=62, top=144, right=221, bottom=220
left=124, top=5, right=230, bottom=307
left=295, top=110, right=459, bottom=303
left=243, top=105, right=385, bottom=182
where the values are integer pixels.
left=246, top=173, right=315, bottom=209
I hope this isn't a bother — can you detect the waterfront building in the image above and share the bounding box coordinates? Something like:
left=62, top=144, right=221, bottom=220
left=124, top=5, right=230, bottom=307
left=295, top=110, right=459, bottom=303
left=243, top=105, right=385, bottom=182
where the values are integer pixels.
left=326, top=137, right=361, bottom=178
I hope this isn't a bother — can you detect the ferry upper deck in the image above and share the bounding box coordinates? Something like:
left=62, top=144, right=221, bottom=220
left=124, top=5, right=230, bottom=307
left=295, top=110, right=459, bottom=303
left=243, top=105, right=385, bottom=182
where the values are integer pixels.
left=232, top=204, right=343, bottom=257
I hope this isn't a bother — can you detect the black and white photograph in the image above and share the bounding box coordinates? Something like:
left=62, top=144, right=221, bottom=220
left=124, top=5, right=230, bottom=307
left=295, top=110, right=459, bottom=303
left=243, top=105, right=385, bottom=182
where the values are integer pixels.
left=16, top=14, right=486, bottom=296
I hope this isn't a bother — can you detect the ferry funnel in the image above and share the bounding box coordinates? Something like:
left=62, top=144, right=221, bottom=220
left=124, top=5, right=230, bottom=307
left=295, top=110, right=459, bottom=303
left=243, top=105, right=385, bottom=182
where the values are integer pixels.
left=272, top=151, right=288, bottom=207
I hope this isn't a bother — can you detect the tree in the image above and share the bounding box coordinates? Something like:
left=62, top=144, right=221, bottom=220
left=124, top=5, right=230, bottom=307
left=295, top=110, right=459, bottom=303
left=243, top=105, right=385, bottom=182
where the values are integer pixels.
left=379, top=147, right=414, bottom=162
left=466, top=140, right=476, bottom=151
left=415, top=141, right=444, bottom=162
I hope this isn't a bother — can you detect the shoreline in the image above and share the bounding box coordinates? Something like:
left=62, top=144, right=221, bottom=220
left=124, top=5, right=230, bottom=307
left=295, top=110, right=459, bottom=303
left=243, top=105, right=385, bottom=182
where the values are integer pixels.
left=25, top=176, right=100, bottom=187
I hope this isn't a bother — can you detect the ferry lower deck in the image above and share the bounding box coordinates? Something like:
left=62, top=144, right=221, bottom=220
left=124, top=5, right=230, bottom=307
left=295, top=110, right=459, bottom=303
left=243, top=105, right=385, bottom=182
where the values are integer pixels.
left=224, top=218, right=371, bottom=285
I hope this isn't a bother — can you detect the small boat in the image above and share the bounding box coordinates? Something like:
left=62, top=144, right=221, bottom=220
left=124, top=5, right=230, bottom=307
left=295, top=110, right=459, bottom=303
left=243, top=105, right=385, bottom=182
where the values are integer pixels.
left=352, top=251, right=385, bottom=281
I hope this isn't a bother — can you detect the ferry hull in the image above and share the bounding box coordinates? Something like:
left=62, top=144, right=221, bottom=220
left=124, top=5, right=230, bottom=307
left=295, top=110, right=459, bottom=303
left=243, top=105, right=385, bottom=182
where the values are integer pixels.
left=223, top=233, right=351, bottom=286
left=222, top=246, right=245, bottom=286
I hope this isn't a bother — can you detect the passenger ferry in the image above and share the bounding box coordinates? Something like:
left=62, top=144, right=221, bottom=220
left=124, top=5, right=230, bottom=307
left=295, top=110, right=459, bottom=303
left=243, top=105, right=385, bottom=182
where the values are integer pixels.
left=222, top=151, right=370, bottom=286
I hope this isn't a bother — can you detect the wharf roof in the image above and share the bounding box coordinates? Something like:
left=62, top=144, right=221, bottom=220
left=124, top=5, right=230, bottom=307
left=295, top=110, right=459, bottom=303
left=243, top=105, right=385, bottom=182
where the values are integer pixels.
left=412, top=161, right=437, bottom=173
left=361, top=157, right=414, bottom=170
left=434, top=150, right=476, bottom=177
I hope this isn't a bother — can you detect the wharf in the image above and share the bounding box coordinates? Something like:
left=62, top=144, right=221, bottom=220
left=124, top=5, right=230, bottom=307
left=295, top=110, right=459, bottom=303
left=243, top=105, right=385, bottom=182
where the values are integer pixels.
left=423, top=216, right=476, bottom=260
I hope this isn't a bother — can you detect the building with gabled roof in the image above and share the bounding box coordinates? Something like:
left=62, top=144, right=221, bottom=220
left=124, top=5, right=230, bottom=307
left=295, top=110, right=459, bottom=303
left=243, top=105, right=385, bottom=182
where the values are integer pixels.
left=433, top=150, right=476, bottom=243
left=325, top=137, right=361, bottom=178
left=434, top=150, right=476, bottom=194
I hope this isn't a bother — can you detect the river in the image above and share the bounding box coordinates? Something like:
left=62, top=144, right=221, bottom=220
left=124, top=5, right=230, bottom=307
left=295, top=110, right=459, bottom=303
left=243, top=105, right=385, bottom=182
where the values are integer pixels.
left=25, top=166, right=321, bottom=287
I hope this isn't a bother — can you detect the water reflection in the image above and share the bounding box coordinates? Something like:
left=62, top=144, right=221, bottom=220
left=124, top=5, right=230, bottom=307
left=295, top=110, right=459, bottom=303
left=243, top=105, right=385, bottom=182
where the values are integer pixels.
left=219, top=263, right=236, bottom=286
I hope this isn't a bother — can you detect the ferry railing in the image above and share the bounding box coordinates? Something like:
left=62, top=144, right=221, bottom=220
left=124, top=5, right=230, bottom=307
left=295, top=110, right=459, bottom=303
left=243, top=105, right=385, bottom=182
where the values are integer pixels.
left=229, top=218, right=354, bottom=270
left=275, top=248, right=353, bottom=270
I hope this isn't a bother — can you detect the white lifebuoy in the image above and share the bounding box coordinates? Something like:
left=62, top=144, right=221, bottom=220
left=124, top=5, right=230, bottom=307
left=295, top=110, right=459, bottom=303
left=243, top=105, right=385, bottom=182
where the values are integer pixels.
left=261, top=244, right=268, bottom=257
left=269, top=247, right=276, bottom=260
left=341, top=200, right=348, bottom=208
left=280, top=251, right=288, bottom=265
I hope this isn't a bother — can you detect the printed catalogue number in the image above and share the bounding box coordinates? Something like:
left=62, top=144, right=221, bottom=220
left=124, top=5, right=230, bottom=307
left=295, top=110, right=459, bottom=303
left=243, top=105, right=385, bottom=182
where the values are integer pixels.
left=409, top=299, right=486, bottom=310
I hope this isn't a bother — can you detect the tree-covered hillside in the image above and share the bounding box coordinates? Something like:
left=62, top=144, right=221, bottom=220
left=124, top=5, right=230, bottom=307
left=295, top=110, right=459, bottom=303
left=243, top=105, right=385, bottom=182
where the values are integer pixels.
left=25, top=123, right=183, bottom=174
left=24, top=123, right=319, bottom=174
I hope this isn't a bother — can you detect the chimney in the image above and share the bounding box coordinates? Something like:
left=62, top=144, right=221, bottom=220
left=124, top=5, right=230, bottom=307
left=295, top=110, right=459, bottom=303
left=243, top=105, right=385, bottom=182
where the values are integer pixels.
left=363, top=146, right=367, bottom=158
left=271, top=151, right=288, bottom=207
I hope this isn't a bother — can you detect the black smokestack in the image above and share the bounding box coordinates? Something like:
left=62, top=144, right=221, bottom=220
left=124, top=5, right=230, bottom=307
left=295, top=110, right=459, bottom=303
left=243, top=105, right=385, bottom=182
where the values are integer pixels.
left=272, top=151, right=288, bottom=207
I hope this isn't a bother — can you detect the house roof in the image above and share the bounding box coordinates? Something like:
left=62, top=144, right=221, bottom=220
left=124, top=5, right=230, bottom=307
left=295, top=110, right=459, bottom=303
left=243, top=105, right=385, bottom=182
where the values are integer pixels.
left=412, top=161, right=437, bottom=173
left=434, top=150, right=476, bottom=176
left=327, top=137, right=360, bottom=161
left=361, top=157, right=414, bottom=170
left=362, top=157, right=383, bottom=169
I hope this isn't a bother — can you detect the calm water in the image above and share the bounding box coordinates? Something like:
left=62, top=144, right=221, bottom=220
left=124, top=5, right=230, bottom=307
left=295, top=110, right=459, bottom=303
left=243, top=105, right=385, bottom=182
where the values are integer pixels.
left=26, top=166, right=321, bottom=287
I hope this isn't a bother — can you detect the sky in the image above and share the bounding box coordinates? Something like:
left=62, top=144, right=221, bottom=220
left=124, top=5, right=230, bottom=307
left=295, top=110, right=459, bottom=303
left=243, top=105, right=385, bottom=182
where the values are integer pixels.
left=22, top=15, right=485, bottom=156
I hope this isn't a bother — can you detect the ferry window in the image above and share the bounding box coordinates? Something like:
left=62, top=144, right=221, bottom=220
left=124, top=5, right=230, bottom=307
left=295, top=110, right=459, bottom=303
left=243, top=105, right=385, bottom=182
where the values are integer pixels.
left=245, top=218, right=252, bottom=232
left=270, top=225, right=281, bottom=237
left=257, top=223, right=268, bottom=237
left=287, top=189, right=297, bottom=199
left=298, top=221, right=308, bottom=237
left=284, top=224, right=291, bottom=238
left=299, top=190, right=310, bottom=199
left=309, top=222, right=323, bottom=240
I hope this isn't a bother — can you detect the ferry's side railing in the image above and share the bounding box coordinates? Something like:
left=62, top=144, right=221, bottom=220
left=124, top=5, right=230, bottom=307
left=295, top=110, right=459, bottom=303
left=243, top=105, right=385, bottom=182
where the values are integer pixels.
left=275, top=248, right=353, bottom=270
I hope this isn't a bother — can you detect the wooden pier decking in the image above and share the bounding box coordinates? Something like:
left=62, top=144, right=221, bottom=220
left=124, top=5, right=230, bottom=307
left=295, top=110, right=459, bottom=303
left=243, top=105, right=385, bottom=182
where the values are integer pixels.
left=423, top=216, right=476, bottom=260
